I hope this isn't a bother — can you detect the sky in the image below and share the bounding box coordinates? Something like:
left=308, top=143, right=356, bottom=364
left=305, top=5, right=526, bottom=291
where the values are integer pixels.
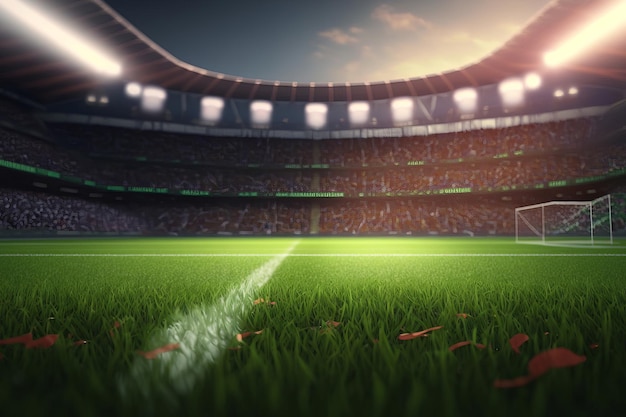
left=104, top=0, right=552, bottom=84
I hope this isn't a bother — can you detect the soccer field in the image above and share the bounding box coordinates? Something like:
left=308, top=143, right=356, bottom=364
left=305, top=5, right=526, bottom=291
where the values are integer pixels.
left=1, top=237, right=625, bottom=417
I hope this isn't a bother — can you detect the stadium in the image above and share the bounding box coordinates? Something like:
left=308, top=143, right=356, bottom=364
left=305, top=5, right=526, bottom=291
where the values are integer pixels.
left=0, top=0, right=625, bottom=416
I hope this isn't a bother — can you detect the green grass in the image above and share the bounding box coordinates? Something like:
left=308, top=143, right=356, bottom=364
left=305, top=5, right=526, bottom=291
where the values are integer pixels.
left=1, top=237, right=625, bottom=417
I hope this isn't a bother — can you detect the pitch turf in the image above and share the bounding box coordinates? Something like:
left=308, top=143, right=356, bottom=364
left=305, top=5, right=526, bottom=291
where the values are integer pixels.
left=1, top=237, right=625, bottom=417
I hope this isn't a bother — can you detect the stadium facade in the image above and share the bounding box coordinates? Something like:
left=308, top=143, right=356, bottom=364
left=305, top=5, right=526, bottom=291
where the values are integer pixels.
left=1, top=0, right=625, bottom=237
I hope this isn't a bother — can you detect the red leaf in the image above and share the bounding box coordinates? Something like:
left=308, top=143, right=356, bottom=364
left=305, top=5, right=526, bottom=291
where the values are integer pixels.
left=456, top=313, right=469, bottom=319
left=449, top=341, right=487, bottom=351
left=494, top=348, right=586, bottom=389
left=236, top=329, right=263, bottom=342
left=527, top=347, right=586, bottom=377
left=589, top=343, right=599, bottom=350
left=398, top=325, right=443, bottom=341
left=253, top=298, right=265, bottom=305
left=73, top=340, right=88, bottom=346
left=449, top=341, right=472, bottom=351
left=494, top=375, right=536, bottom=388
left=269, top=301, right=277, bottom=305
left=0, top=333, right=33, bottom=346
left=25, top=334, right=59, bottom=349
left=138, top=343, right=180, bottom=359
left=509, top=333, right=529, bottom=354
left=326, top=321, right=341, bottom=328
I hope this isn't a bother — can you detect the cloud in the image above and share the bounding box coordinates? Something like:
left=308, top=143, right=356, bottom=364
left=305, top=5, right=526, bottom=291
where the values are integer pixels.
left=372, top=4, right=432, bottom=31
left=318, top=28, right=362, bottom=45
left=442, top=31, right=500, bottom=53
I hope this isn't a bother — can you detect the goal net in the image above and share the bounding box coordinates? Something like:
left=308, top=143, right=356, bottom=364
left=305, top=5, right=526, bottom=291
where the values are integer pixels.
left=515, top=194, right=613, bottom=245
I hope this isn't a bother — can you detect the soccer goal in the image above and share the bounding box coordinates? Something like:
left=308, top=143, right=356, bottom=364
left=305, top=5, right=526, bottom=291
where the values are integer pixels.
left=515, top=194, right=613, bottom=245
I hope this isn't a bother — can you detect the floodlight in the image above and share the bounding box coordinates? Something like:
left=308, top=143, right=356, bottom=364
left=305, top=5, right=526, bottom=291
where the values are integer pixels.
left=0, top=0, right=121, bottom=77
left=305, top=103, right=328, bottom=130
left=568, top=86, right=578, bottom=96
left=498, top=78, right=525, bottom=107
left=141, top=86, right=167, bottom=113
left=524, top=72, right=542, bottom=90
left=200, top=96, right=224, bottom=124
left=251, top=100, right=273, bottom=127
left=391, top=97, right=414, bottom=125
left=543, top=1, right=626, bottom=68
left=554, top=89, right=564, bottom=98
left=86, top=94, right=96, bottom=103
left=348, top=101, right=370, bottom=126
left=453, top=88, right=477, bottom=113
left=99, top=96, right=109, bottom=104
left=125, top=82, right=142, bottom=98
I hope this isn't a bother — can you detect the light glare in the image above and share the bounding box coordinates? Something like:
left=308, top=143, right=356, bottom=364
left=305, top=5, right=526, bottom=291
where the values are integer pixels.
left=125, top=82, right=142, bottom=98
left=141, top=86, right=167, bottom=113
left=200, top=96, right=224, bottom=123
left=524, top=73, right=542, bottom=90
left=391, top=97, right=414, bottom=125
left=251, top=101, right=273, bottom=127
left=0, top=0, right=121, bottom=77
left=305, top=103, right=328, bottom=130
left=348, top=101, right=370, bottom=125
left=498, top=78, right=525, bottom=107
left=453, top=88, right=477, bottom=113
left=543, top=1, right=626, bottom=68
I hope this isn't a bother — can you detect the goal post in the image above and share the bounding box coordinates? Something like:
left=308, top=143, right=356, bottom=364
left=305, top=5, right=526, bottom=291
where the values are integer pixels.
left=515, top=195, right=613, bottom=245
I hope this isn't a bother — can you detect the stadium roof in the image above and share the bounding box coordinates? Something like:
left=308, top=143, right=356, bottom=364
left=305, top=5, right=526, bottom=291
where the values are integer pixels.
left=0, top=0, right=625, bottom=105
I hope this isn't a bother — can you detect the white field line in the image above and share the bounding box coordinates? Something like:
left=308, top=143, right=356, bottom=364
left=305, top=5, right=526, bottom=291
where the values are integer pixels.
left=2, top=253, right=626, bottom=257
left=118, top=240, right=298, bottom=406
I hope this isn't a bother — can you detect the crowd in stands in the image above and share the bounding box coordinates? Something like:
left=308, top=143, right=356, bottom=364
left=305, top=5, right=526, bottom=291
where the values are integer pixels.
left=318, top=198, right=515, bottom=235
left=319, top=119, right=594, bottom=166
left=0, top=188, right=146, bottom=233
left=1, top=113, right=625, bottom=237
left=0, top=188, right=309, bottom=235
left=2, top=188, right=625, bottom=237
left=144, top=201, right=310, bottom=235
left=2, top=120, right=624, bottom=195
left=52, top=119, right=594, bottom=168
left=53, top=124, right=314, bottom=166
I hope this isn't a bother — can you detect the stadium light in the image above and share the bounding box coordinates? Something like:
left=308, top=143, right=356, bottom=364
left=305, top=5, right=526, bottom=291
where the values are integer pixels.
left=543, top=1, right=626, bottom=68
left=453, top=88, right=477, bottom=113
left=251, top=100, right=273, bottom=127
left=524, top=72, right=542, bottom=90
left=391, top=97, right=414, bottom=125
left=200, top=96, right=224, bottom=124
left=498, top=78, right=525, bottom=107
left=554, top=89, right=564, bottom=98
left=141, top=86, right=167, bottom=113
left=568, top=86, right=578, bottom=96
left=125, top=82, right=142, bottom=98
left=0, top=0, right=121, bottom=77
left=348, top=101, right=370, bottom=126
left=305, top=103, right=328, bottom=130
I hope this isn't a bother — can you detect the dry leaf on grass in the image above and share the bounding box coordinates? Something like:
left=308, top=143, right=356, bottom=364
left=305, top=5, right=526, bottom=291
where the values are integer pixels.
left=137, top=343, right=180, bottom=359
left=509, top=333, right=529, bottom=354
left=494, top=347, right=586, bottom=388
left=398, top=326, right=443, bottom=341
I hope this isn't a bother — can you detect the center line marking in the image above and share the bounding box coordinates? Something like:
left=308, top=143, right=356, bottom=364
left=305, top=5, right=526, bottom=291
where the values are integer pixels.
left=2, top=253, right=626, bottom=257
left=118, top=240, right=299, bottom=407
